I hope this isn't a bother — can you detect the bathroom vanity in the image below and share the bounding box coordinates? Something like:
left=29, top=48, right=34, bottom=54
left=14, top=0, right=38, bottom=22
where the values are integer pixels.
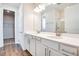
left=24, top=4, right=79, bottom=56
left=24, top=32, right=79, bottom=56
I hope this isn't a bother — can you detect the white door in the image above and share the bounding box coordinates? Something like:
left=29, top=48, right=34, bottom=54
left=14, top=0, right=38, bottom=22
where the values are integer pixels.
left=36, top=39, right=48, bottom=56
left=30, top=36, right=36, bottom=56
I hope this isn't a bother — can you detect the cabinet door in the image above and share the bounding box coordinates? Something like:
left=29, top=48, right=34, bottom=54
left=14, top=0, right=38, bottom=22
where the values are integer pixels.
left=60, top=44, right=77, bottom=56
left=24, top=34, right=30, bottom=51
left=48, top=48, right=65, bottom=56
left=30, top=36, right=36, bottom=56
left=36, top=39, right=48, bottom=56
left=41, top=39, right=59, bottom=51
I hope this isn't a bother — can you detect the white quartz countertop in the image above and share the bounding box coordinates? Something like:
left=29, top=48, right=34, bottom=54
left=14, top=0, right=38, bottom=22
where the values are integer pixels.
left=25, top=32, right=79, bottom=47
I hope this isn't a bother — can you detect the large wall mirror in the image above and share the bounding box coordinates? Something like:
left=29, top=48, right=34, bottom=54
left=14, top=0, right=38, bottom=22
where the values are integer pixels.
left=41, top=4, right=56, bottom=32
left=64, top=4, right=79, bottom=34
left=41, top=3, right=79, bottom=35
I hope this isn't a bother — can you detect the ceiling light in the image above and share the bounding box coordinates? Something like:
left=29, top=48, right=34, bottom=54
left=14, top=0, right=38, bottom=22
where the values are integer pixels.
left=6, top=10, right=10, bottom=13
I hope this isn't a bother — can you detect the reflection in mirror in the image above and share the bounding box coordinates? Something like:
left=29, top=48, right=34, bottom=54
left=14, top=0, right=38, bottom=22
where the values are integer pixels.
left=42, top=14, right=46, bottom=31
left=64, top=4, right=79, bottom=34
left=36, top=3, right=79, bottom=35
left=41, top=4, right=56, bottom=32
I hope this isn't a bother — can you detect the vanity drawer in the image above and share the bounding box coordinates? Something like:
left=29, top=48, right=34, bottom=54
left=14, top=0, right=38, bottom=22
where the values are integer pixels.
left=41, top=39, right=59, bottom=51
left=60, top=44, right=78, bottom=56
left=36, top=37, right=41, bottom=41
left=48, top=48, right=65, bottom=56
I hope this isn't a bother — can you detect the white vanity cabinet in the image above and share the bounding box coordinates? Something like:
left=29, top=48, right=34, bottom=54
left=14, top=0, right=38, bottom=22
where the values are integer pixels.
left=29, top=35, right=36, bottom=56
left=36, top=37, right=48, bottom=56
left=41, top=38, right=59, bottom=51
left=24, top=34, right=36, bottom=56
left=41, top=38, right=64, bottom=56
left=48, top=48, right=65, bottom=56
left=24, top=34, right=30, bottom=51
left=24, top=33, right=79, bottom=56
left=60, top=44, right=78, bottom=56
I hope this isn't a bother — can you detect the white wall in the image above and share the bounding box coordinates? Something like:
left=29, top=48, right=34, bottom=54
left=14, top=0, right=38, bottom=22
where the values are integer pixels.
left=64, top=4, right=79, bottom=34
left=24, top=4, right=42, bottom=33
left=24, top=4, right=34, bottom=32
left=18, top=4, right=25, bottom=50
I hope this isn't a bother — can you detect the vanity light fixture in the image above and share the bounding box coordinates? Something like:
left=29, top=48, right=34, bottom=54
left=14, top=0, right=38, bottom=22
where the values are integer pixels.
left=34, top=7, right=41, bottom=13
left=38, top=4, right=45, bottom=10
left=34, top=3, right=58, bottom=13
left=34, top=4, right=46, bottom=13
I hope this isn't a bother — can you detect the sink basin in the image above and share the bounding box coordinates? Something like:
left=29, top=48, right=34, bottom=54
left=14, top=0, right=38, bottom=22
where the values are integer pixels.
left=47, top=35, right=62, bottom=39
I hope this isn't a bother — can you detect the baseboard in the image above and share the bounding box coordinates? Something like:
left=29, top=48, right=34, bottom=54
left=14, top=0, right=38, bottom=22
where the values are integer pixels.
left=4, top=38, right=15, bottom=40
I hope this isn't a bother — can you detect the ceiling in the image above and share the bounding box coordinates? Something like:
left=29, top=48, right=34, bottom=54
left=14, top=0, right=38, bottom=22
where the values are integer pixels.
left=51, top=3, right=77, bottom=10
left=0, top=3, right=78, bottom=12
left=32, top=3, right=78, bottom=13
left=0, top=3, right=20, bottom=8
left=33, top=3, right=78, bottom=11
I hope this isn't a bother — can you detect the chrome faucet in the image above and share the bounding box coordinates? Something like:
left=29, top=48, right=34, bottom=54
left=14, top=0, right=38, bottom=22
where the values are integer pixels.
left=36, top=30, right=40, bottom=33
left=56, top=20, right=61, bottom=36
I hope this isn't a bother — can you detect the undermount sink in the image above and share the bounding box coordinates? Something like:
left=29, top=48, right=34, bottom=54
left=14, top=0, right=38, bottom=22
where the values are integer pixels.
left=47, top=35, right=62, bottom=39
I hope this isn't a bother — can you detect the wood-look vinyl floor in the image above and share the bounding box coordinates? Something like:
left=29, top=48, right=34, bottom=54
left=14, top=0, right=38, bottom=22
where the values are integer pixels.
left=0, top=39, right=31, bottom=56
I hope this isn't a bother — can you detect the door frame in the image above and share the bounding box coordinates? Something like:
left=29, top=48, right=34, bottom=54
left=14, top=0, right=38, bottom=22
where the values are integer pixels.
left=1, top=5, right=19, bottom=46
left=0, top=4, right=24, bottom=50
left=3, top=9, right=15, bottom=40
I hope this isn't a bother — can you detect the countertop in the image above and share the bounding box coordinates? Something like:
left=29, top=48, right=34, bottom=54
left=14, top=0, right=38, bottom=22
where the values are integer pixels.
left=24, top=32, right=79, bottom=47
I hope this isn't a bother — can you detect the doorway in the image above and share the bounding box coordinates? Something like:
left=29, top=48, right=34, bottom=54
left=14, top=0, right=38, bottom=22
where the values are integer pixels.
left=3, top=9, right=15, bottom=45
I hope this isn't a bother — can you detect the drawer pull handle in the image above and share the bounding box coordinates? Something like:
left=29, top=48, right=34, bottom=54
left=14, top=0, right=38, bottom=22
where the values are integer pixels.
left=45, top=48, right=46, bottom=56
left=62, top=53, right=69, bottom=56
left=62, top=49, right=74, bottom=55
